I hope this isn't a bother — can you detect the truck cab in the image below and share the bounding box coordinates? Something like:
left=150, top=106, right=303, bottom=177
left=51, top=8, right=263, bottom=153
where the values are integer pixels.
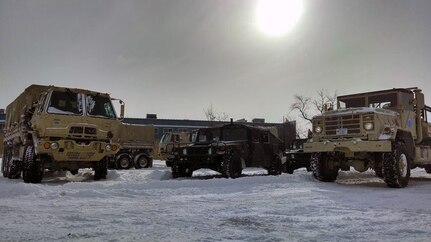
left=305, top=88, right=431, bottom=188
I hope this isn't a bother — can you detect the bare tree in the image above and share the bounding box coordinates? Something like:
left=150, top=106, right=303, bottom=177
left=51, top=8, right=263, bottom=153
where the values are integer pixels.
left=290, top=89, right=337, bottom=124
left=204, top=104, right=229, bottom=122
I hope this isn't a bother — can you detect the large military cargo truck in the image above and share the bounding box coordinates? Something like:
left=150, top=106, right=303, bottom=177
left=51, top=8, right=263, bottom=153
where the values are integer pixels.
left=1, top=85, right=122, bottom=183
left=111, top=123, right=154, bottom=169
left=305, top=88, right=431, bottom=188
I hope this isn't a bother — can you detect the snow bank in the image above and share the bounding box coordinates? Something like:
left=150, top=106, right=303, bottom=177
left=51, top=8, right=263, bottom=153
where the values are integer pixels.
left=1, top=159, right=431, bottom=241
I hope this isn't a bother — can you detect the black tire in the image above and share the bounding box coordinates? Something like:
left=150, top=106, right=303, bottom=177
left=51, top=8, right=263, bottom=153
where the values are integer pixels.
left=94, top=158, right=108, bottom=180
left=22, top=146, right=44, bottom=183
left=268, top=155, right=282, bottom=175
left=383, top=142, right=411, bottom=188
left=425, top=166, right=431, bottom=174
left=283, top=164, right=295, bottom=174
left=374, top=154, right=384, bottom=178
left=2, top=145, right=11, bottom=178
left=134, top=155, right=149, bottom=169
left=116, top=154, right=132, bottom=170
left=310, top=152, right=338, bottom=182
left=171, top=159, right=193, bottom=178
left=8, top=160, right=22, bottom=179
left=70, top=169, right=79, bottom=175
left=222, top=151, right=242, bottom=178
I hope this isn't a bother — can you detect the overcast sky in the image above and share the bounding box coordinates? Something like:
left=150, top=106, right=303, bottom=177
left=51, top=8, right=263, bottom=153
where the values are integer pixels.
left=0, top=0, right=430, bottom=123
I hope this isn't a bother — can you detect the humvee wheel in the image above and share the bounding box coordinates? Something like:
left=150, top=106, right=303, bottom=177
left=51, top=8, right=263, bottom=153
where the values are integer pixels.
left=283, top=164, right=294, bottom=174
left=310, top=152, right=338, bottom=182
left=268, top=155, right=282, bottom=176
left=171, top=159, right=192, bottom=178
left=425, top=166, right=431, bottom=174
left=383, top=143, right=410, bottom=188
left=134, top=155, right=149, bottom=169
left=116, top=154, right=132, bottom=169
left=222, top=151, right=242, bottom=178
left=22, top=146, right=44, bottom=184
left=94, top=158, right=108, bottom=180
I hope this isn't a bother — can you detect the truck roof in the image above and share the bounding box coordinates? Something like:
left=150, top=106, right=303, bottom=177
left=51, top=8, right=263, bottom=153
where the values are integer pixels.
left=338, top=87, right=416, bottom=99
left=5, top=84, right=112, bottom=128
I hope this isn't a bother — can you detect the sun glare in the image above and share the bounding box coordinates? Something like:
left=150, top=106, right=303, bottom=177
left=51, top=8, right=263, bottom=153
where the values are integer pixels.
left=256, top=0, right=304, bottom=36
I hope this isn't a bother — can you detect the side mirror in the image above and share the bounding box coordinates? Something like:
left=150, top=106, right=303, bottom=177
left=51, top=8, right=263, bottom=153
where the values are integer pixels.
left=120, top=100, right=125, bottom=119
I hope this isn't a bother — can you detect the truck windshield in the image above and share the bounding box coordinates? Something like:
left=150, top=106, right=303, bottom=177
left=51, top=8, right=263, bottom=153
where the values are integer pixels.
left=86, top=94, right=117, bottom=119
left=47, top=91, right=83, bottom=115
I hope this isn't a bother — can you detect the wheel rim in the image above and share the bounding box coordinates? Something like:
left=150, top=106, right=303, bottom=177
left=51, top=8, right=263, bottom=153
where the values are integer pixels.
left=138, top=157, right=148, bottom=167
left=119, top=158, right=130, bottom=168
left=398, top=154, right=408, bottom=177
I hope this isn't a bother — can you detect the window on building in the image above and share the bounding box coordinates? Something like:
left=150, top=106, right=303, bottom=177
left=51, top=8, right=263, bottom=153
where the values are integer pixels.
left=0, top=123, right=4, bottom=131
left=154, top=128, right=158, bottom=135
left=178, top=128, right=188, bottom=133
left=163, top=128, right=173, bottom=133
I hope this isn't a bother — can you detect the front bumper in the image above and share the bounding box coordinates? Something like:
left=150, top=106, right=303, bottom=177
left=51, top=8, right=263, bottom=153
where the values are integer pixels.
left=304, top=140, right=392, bottom=153
left=35, top=140, right=119, bottom=162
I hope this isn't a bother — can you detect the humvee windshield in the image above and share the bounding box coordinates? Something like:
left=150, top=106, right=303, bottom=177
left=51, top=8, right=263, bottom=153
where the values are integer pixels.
left=47, top=90, right=116, bottom=119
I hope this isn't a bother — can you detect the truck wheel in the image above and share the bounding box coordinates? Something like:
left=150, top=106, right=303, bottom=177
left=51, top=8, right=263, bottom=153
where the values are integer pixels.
left=22, top=146, right=44, bottom=183
left=383, top=142, right=410, bottom=188
left=70, top=169, right=79, bottom=175
left=268, top=155, right=282, bottom=175
left=171, top=159, right=182, bottom=178
left=116, top=154, right=132, bottom=169
left=374, top=154, right=384, bottom=178
left=94, top=159, right=108, bottom=180
left=310, top=152, right=338, bottom=182
left=8, top=160, right=22, bottom=179
left=222, top=151, right=242, bottom=178
left=425, top=166, right=431, bottom=174
left=134, top=155, right=149, bottom=169
left=2, top=146, right=11, bottom=177
left=283, top=164, right=294, bottom=174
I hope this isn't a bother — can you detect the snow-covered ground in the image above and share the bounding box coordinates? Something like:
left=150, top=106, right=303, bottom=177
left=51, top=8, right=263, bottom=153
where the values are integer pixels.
left=1, top=159, right=431, bottom=242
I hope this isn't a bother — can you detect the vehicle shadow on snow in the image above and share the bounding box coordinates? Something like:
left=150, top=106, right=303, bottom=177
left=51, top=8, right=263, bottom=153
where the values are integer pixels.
left=40, top=170, right=121, bottom=185
left=181, top=169, right=276, bottom=180
left=330, top=171, right=431, bottom=188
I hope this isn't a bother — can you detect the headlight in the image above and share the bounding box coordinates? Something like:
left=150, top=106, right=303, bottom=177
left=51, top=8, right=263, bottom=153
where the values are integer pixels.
left=314, top=126, right=322, bottom=133
left=182, top=148, right=187, bottom=155
left=208, top=148, right=212, bottom=155
left=50, top=142, right=59, bottom=150
left=105, top=144, right=112, bottom=151
left=364, top=122, right=374, bottom=130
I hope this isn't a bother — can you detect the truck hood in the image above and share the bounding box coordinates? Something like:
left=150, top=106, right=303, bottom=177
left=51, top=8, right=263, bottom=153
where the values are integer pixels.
left=317, top=107, right=399, bottom=117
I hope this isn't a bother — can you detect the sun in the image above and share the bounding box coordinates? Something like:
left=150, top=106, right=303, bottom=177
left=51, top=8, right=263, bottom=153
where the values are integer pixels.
left=256, top=0, right=304, bottom=36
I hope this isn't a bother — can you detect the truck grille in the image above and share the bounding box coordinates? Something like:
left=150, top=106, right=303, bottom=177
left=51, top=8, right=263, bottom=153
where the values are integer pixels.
left=188, top=147, right=209, bottom=155
left=69, top=126, right=97, bottom=139
left=324, top=114, right=361, bottom=136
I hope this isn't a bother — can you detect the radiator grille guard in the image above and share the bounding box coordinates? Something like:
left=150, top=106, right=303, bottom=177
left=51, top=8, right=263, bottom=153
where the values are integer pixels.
left=324, top=114, right=362, bottom=138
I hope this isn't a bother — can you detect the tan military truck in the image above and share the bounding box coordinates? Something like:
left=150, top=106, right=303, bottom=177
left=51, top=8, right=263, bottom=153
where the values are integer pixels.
left=305, top=88, right=431, bottom=188
left=158, top=131, right=190, bottom=166
left=111, top=123, right=154, bottom=169
left=1, top=85, right=122, bottom=183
